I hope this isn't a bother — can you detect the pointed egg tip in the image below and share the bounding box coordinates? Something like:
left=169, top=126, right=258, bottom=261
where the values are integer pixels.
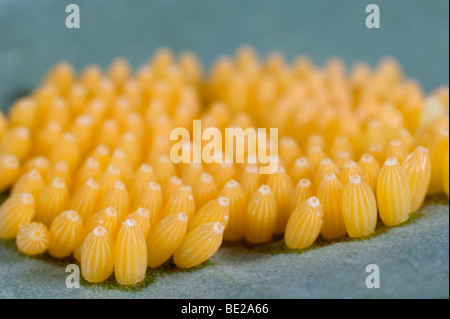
left=21, top=193, right=34, bottom=205
left=306, top=196, right=320, bottom=208
left=148, top=181, right=161, bottom=190
left=123, top=219, right=137, bottom=227
left=103, top=207, right=118, bottom=217
left=52, top=177, right=66, bottom=188
left=213, top=222, right=225, bottom=234
left=218, top=197, right=229, bottom=207
left=349, top=174, right=362, bottom=185
left=225, top=179, right=238, bottom=188
left=93, top=225, right=107, bottom=236
left=258, top=184, right=271, bottom=195
left=385, top=157, right=399, bottom=166
left=177, top=212, right=188, bottom=222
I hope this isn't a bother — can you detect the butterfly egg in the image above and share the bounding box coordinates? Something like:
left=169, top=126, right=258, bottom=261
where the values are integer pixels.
left=112, top=97, right=133, bottom=127
left=306, top=134, right=325, bottom=149
left=85, top=207, right=119, bottom=239
left=73, top=157, right=101, bottom=191
left=179, top=51, right=203, bottom=86
left=402, top=146, right=432, bottom=213
left=33, top=122, right=63, bottom=156
left=136, top=66, right=153, bottom=100
left=174, top=222, right=224, bottom=269
left=218, top=179, right=247, bottom=241
left=124, top=112, right=145, bottom=141
left=23, top=158, right=49, bottom=180
left=101, top=180, right=130, bottom=222
left=35, top=178, right=69, bottom=227
left=117, top=131, right=142, bottom=169
left=70, top=114, right=94, bottom=152
left=34, top=83, right=57, bottom=113
left=212, top=162, right=236, bottom=190
left=130, top=163, right=156, bottom=201
left=12, top=169, right=44, bottom=199
left=330, top=135, right=354, bottom=159
left=278, top=136, right=302, bottom=170
left=342, top=174, right=377, bottom=237
left=164, top=185, right=196, bottom=221
left=229, top=112, right=255, bottom=131
left=147, top=113, right=173, bottom=144
left=146, top=212, right=188, bottom=268
left=317, top=173, right=346, bottom=240
left=385, top=140, right=409, bottom=164
left=396, top=128, right=417, bottom=152
left=45, top=61, right=75, bottom=96
left=209, top=56, right=233, bottom=98
left=443, top=150, right=449, bottom=197
left=86, top=99, right=107, bottom=127
left=74, top=206, right=119, bottom=261
left=306, top=145, right=327, bottom=171
left=290, top=178, right=315, bottom=213
left=245, top=185, right=278, bottom=244
left=377, top=157, right=411, bottom=227
left=123, top=79, right=142, bottom=112
left=189, top=197, right=229, bottom=231
left=50, top=132, right=81, bottom=170
left=95, top=78, right=116, bottom=108
left=67, top=83, right=87, bottom=116
left=284, top=196, right=323, bottom=250
left=172, top=105, right=196, bottom=133
left=108, top=58, right=131, bottom=88
left=267, top=166, right=294, bottom=234
left=9, top=98, right=38, bottom=131
left=69, top=178, right=100, bottom=221
left=427, top=128, right=449, bottom=194
left=367, top=143, right=387, bottom=164
left=48, top=210, right=83, bottom=258
left=126, top=208, right=151, bottom=239
left=0, top=154, right=20, bottom=192
left=0, top=110, right=8, bottom=140
left=314, top=158, right=340, bottom=187
left=109, top=148, right=133, bottom=185
left=182, top=163, right=204, bottom=187
left=45, top=160, right=71, bottom=186
left=88, top=143, right=111, bottom=171
left=133, top=181, right=163, bottom=226
left=235, top=44, right=258, bottom=66
left=358, top=154, right=380, bottom=195
left=193, top=172, right=219, bottom=210
left=0, top=126, right=31, bottom=161
left=289, top=157, right=314, bottom=186
left=333, top=151, right=353, bottom=170
left=153, top=155, right=176, bottom=186
left=340, top=160, right=363, bottom=188
left=97, top=119, right=120, bottom=151
left=16, top=222, right=49, bottom=255
left=208, top=101, right=231, bottom=128
left=114, top=219, right=147, bottom=286
left=98, top=164, right=123, bottom=198
left=151, top=85, right=175, bottom=120
left=166, top=67, right=184, bottom=100
left=81, top=226, right=114, bottom=283
left=0, top=193, right=35, bottom=239
left=163, top=175, right=183, bottom=202
left=240, top=164, right=261, bottom=200
left=145, top=135, right=171, bottom=164
left=45, top=98, right=70, bottom=128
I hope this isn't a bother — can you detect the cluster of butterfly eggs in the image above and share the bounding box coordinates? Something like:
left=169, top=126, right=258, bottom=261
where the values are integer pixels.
left=0, top=47, right=449, bottom=286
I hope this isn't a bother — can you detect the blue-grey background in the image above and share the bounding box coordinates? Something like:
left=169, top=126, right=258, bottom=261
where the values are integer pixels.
left=0, top=0, right=448, bottom=299
left=0, top=0, right=449, bottom=109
